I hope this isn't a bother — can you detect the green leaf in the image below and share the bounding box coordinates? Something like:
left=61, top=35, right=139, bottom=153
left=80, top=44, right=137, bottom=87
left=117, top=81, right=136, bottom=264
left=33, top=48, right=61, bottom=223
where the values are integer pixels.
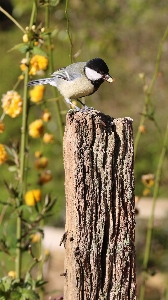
left=20, top=289, right=39, bottom=300
left=0, top=293, right=6, bottom=300
left=0, top=239, right=9, bottom=253
left=3, top=180, right=18, bottom=198
left=10, top=290, right=21, bottom=300
left=45, top=197, right=57, bottom=212
left=18, top=205, right=32, bottom=213
left=41, top=29, right=53, bottom=36
left=35, top=279, right=48, bottom=288
left=44, top=213, right=55, bottom=219
left=24, top=272, right=31, bottom=284
left=34, top=201, right=40, bottom=214
left=4, top=145, right=14, bottom=157
left=0, top=282, right=5, bottom=292
left=11, top=279, right=20, bottom=288
left=31, top=47, right=48, bottom=57
left=1, top=276, right=12, bottom=292
left=49, top=0, right=60, bottom=6
left=8, top=166, right=18, bottom=172
left=51, top=27, right=59, bottom=38
left=0, top=200, right=12, bottom=206
left=8, top=43, right=30, bottom=53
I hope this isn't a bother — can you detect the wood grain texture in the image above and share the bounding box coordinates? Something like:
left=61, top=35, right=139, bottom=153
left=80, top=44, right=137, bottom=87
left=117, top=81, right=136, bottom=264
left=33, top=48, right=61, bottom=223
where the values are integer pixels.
left=63, top=110, right=136, bottom=300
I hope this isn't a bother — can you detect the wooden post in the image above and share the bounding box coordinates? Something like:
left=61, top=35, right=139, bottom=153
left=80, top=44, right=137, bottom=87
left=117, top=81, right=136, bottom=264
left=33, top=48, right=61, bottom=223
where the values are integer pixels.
left=63, top=110, right=136, bottom=300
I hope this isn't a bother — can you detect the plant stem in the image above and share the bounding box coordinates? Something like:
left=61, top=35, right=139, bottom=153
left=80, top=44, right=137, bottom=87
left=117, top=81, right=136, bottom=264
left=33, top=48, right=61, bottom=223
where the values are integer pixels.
left=30, top=0, right=37, bottom=27
left=16, top=51, right=30, bottom=280
left=65, top=0, right=73, bottom=63
left=20, top=0, right=36, bottom=196
left=0, top=6, right=25, bottom=32
left=134, top=25, right=168, bottom=159
left=139, top=121, right=168, bottom=300
left=19, top=52, right=29, bottom=197
left=38, top=219, right=44, bottom=300
left=16, top=212, right=22, bottom=278
left=45, top=2, right=64, bottom=138
left=16, top=0, right=37, bottom=280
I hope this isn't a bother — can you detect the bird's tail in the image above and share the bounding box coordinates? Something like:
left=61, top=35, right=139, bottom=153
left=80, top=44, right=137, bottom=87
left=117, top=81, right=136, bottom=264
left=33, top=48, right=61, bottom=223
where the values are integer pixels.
left=27, top=78, right=52, bottom=87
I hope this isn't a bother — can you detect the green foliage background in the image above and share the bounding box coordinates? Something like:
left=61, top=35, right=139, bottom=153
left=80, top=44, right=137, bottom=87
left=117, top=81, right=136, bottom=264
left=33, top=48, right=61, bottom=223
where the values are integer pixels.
left=0, top=0, right=168, bottom=222
left=0, top=1, right=168, bottom=299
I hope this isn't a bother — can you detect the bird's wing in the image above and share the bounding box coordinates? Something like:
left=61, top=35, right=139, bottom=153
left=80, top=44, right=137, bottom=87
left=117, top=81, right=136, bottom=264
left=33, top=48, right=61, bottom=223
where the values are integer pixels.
left=50, top=62, right=86, bottom=81
left=50, top=68, right=79, bottom=81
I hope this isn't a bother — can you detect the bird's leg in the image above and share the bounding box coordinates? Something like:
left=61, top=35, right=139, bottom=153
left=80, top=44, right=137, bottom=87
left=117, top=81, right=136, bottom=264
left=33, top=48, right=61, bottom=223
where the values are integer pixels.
left=77, top=98, right=95, bottom=111
left=76, top=98, right=86, bottom=107
left=65, top=98, right=81, bottom=111
left=76, top=98, right=90, bottom=110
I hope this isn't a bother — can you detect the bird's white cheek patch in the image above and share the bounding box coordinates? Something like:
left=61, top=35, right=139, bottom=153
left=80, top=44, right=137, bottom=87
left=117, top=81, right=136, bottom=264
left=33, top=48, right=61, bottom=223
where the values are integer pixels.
left=85, top=67, right=102, bottom=81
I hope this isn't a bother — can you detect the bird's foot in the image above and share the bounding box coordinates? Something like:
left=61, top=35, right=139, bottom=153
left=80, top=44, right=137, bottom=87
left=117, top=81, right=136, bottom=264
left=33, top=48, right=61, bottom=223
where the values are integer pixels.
left=81, top=105, right=95, bottom=111
left=68, top=105, right=95, bottom=112
left=68, top=107, right=81, bottom=113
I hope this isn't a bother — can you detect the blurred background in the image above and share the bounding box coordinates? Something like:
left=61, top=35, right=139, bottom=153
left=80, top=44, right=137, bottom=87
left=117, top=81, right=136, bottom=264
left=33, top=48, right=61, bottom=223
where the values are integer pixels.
left=0, top=0, right=168, bottom=299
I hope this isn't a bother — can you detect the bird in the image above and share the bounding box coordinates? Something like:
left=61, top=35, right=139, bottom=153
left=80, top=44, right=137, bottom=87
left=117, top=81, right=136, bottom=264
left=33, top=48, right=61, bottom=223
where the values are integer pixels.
left=27, top=57, right=114, bottom=110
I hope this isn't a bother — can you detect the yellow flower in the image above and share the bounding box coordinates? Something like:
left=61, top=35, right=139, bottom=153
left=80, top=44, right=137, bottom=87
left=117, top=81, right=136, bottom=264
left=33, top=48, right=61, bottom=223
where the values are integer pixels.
left=0, top=121, right=5, bottom=133
left=20, top=64, right=27, bottom=72
left=138, top=125, right=146, bottom=133
left=20, top=58, right=28, bottom=72
left=38, top=170, right=52, bottom=185
left=8, top=271, right=16, bottom=279
left=41, top=109, right=51, bottom=122
left=143, top=188, right=151, bottom=197
left=0, top=144, right=8, bottom=165
left=29, top=55, right=48, bottom=75
left=43, top=133, right=54, bottom=144
left=31, top=233, right=41, bottom=243
left=29, top=119, right=43, bottom=138
left=29, top=66, right=37, bottom=75
left=44, top=249, right=50, bottom=256
left=1, top=91, right=23, bottom=118
left=44, top=249, right=50, bottom=261
left=35, top=156, right=48, bottom=169
left=34, top=150, right=42, bottom=158
left=25, top=189, right=42, bottom=206
left=29, top=85, right=45, bottom=103
left=23, top=33, right=29, bottom=43
left=33, top=189, right=42, bottom=202
left=142, top=174, right=155, bottom=187
left=139, top=73, right=145, bottom=80
left=34, top=41, right=39, bottom=46
left=18, top=74, right=24, bottom=80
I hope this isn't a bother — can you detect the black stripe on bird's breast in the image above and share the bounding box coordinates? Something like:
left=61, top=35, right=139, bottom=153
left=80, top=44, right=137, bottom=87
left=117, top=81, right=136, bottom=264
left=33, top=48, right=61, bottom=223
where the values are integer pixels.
left=91, top=78, right=104, bottom=91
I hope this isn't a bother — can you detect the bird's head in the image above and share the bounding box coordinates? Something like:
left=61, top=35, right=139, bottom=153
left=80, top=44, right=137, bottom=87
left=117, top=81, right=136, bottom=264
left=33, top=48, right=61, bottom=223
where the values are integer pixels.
left=84, top=58, right=114, bottom=83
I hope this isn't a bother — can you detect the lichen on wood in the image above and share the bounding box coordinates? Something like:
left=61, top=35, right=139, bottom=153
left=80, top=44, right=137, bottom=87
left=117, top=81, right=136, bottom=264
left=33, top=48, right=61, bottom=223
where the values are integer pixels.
left=63, top=110, right=136, bottom=300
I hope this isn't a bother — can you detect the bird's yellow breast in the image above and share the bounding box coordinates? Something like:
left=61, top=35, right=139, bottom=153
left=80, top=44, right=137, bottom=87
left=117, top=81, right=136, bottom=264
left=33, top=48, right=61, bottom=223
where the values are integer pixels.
left=56, top=76, right=94, bottom=99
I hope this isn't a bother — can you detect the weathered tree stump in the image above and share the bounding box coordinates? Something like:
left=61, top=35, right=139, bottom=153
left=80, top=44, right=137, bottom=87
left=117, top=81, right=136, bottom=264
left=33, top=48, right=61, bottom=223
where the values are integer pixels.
left=63, top=110, right=136, bottom=300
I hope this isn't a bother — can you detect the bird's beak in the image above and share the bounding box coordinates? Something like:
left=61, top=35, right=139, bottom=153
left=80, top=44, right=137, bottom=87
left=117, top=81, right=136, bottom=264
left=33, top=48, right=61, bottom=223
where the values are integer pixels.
left=104, top=74, right=114, bottom=83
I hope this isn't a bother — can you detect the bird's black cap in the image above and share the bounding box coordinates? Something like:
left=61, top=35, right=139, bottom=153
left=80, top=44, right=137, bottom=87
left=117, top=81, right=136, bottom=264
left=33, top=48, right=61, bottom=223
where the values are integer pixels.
left=86, top=58, right=109, bottom=75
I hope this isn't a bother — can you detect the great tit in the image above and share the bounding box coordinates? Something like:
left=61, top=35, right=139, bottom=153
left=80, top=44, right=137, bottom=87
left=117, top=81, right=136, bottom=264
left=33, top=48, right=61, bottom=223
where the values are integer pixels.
left=27, top=57, right=114, bottom=110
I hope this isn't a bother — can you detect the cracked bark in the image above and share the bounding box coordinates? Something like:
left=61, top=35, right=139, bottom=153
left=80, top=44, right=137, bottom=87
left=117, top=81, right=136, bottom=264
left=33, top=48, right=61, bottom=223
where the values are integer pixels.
left=63, top=110, right=136, bottom=300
